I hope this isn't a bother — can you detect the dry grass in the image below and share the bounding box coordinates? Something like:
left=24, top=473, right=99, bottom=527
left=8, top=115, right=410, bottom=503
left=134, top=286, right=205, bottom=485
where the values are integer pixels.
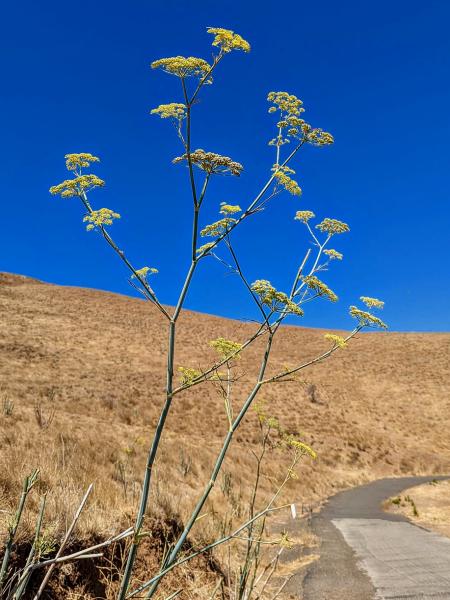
left=385, top=479, right=450, bottom=537
left=1, top=272, right=450, bottom=596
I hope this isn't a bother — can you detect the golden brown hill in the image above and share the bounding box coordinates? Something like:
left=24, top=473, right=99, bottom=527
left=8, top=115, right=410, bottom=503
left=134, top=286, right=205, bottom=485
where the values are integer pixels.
left=1, top=272, right=449, bottom=547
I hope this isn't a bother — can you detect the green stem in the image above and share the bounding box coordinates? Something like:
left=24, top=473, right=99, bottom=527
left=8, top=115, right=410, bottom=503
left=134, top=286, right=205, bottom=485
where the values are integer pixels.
left=129, top=460, right=295, bottom=600
left=12, top=495, right=46, bottom=600
left=181, top=79, right=198, bottom=208
left=0, top=470, right=39, bottom=591
left=196, top=138, right=306, bottom=261
left=128, top=503, right=287, bottom=599
left=117, top=320, right=176, bottom=599
left=144, top=334, right=275, bottom=598
left=118, top=73, right=203, bottom=597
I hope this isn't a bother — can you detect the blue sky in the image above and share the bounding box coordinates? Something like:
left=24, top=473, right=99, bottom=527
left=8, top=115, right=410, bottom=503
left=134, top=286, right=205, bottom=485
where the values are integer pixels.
left=1, top=0, right=449, bottom=331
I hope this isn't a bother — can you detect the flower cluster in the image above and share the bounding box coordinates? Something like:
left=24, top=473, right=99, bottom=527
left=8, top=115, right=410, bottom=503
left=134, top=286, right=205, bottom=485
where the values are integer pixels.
left=173, top=149, right=243, bottom=176
left=283, top=434, right=317, bottom=459
left=151, top=56, right=211, bottom=78
left=200, top=218, right=236, bottom=238
left=305, top=127, right=334, bottom=146
left=219, top=202, right=242, bottom=215
left=349, top=306, right=387, bottom=329
left=132, top=266, right=158, bottom=280
left=323, top=248, right=343, bottom=260
left=255, top=402, right=316, bottom=459
left=267, top=92, right=306, bottom=147
left=295, top=210, right=315, bottom=223
left=83, top=208, right=120, bottom=231
left=150, top=103, right=186, bottom=121
left=196, top=242, right=215, bottom=255
left=210, top=337, right=242, bottom=361
left=268, top=91, right=304, bottom=117
left=179, top=366, right=202, bottom=385
left=251, top=279, right=304, bottom=316
left=65, top=153, right=100, bottom=172
left=316, top=218, right=349, bottom=235
left=267, top=91, right=333, bottom=148
left=360, top=296, right=385, bottom=309
left=49, top=174, right=105, bottom=198
left=207, top=27, right=250, bottom=53
left=272, top=165, right=302, bottom=196
left=302, top=276, right=338, bottom=302
left=324, top=333, right=347, bottom=348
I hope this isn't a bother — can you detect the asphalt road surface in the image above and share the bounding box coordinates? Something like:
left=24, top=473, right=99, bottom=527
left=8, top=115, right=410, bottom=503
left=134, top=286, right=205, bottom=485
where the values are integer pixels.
left=302, top=476, right=450, bottom=600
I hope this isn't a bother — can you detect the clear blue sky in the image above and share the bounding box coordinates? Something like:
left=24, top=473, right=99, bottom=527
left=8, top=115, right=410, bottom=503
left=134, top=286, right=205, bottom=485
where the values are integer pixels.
left=1, top=1, right=449, bottom=331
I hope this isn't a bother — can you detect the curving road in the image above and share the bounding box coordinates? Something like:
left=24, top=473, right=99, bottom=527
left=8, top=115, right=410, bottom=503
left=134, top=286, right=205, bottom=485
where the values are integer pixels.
left=302, top=475, right=450, bottom=600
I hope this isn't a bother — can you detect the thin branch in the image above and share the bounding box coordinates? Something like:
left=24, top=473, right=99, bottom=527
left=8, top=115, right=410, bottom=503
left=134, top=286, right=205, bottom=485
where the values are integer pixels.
left=171, top=323, right=269, bottom=396
left=262, top=326, right=363, bottom=384
left=189, top=52, right=224, bottom=105
left=225, top=237, right=272, bottom=331
left=196, top=138, right=307, bottom=260
left=79, top=192, right=170, bottom=320
left=12, top=494, right=47, bottom=600
left=181, top=77, right=198, bottom=208
left=32, top=484, right=93, bottom=600
left=126, top=503, right=292, bottom=599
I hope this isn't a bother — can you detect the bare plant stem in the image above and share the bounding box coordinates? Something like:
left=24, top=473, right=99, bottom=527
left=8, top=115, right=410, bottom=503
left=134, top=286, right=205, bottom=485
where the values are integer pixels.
left=12, top=494, right=47, bottom=600
left=238, top=429, right=269, bottom=598
left=0, top=469, right=39, bottom=591
left=33, top=484, right=93, bottom=600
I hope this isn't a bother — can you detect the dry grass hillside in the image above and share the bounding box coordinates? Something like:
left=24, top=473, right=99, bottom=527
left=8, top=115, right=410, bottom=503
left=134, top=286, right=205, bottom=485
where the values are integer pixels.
left=1, top=272, right=449, bottom=596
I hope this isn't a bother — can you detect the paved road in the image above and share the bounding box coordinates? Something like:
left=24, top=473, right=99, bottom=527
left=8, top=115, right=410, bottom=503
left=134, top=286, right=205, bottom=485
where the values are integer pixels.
left=303, top=476, right=450, bottom=600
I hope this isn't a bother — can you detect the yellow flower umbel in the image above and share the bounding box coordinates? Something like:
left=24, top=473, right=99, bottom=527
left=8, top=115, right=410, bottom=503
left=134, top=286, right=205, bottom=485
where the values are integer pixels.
left=150, top=103, right=186, bottom=121
left=272, top=165, right=302, bottom=196
left=295, top=210, right=315, bottom=223
left=132, top=267, right=159, bottom=280
left=173, top=149, right=243, bottom=176
left=200, top=218, right=237, bottom=238
left=49, top=174, right=105, bottom=198
left=323, top=248, right=343, bottom=260
left=50, top=152, right=105, bottom=198
left=219, top=202, right=242, bottom=215
left=210, top=338, right=242, bottom=361
left=207, top=27, right=251, bottom=53
left=178, top=367, right=202, bottom=386
left=267, top=91, right=333, bottom=147
left=196, top=242, right=215, bottom=255
left=83, top=208, right=120, bottom=231
left=316, top=218, right=350, bottom=235
left=283, top=434, right=317, bottom=459
left=65, top=153, right=100, bottom=172
left=360, top=296, right=385, bottom=309
left=306, top=128, right=334, bottom=146
left=302, top=276, right=338, bottom=302
left=268, top=91, right=304, bottom=117
left=151, top=56, right=211, bottom=78
left=324, top=333, right=347, bottom=348
left=200, top=201, right=243, bottom=237
left=251, top=279, right=304, bottom=316
left=350, top=306, right=387, bottom=329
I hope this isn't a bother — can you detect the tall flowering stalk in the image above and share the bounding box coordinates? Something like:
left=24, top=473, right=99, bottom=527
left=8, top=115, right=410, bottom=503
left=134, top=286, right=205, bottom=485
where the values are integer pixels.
left=49, top=26, right=387, bottom=598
